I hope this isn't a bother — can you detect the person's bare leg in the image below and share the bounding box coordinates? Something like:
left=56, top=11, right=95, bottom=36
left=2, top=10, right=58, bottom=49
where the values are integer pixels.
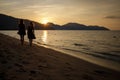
left=29, top=39, right=32, bottom=46
left=20, top=35, right=24, bottom=45
left=22, top=35, right=24, bottom=45
left=20, top=35, right=22, bottom=45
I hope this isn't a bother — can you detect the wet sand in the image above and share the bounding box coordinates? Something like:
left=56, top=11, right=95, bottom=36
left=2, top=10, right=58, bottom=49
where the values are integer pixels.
left=0, top=33, right=120, bottom=80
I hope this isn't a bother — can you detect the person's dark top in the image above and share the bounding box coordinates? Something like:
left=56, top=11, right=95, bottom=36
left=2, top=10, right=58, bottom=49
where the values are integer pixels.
left=27, top=25, right=35, bottom=39
left=18, top=24, right=26, bottom=35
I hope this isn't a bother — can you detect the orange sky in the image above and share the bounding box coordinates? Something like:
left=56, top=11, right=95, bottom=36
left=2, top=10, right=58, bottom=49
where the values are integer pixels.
left=0, top=0, right=120, bottom=30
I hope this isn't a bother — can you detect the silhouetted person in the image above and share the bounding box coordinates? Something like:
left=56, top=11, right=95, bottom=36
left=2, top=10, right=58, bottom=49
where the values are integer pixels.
left=27, top=22, right=36, bottom=46
left=18, top=19, right=26, bottom=45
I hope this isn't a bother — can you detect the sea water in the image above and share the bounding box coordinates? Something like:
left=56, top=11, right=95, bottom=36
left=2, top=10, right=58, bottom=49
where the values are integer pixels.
left=0, top=30, right=120, bottom=71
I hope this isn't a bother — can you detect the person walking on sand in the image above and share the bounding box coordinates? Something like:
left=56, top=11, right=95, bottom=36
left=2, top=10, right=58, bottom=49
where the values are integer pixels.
left=18, top=19, right=26, bottom=45
left=27, top=22, right=36, bottom=46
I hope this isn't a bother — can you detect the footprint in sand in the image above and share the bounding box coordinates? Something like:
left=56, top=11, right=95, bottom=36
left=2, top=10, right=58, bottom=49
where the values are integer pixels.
left=29, top=78, right=34, bottom=80
left=29, top=70, right=41, bottom=77
left=14, top=63, right=23, bottom=67
left=65, top=62, right=71, bottom=65
left=94, top=70, right=107, bottom=75
left=38, top=62, right=48, bottom=68
left=64, top=64, right=74, bottom=71
left=16, top=68, right=26, bottom=73
left=82, top=74, right=94, bottom=80
left=30, top=70, right=37, bottom=74
left=21, top=61, right=30, bottom=64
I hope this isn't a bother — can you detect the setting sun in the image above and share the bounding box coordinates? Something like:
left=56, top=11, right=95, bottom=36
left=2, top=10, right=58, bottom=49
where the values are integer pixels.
left=41, top=19, right=49, bottom=24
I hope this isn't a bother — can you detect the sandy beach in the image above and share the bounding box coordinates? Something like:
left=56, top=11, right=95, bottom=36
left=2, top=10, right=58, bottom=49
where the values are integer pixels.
left=0, top=33, right=120, bottom=80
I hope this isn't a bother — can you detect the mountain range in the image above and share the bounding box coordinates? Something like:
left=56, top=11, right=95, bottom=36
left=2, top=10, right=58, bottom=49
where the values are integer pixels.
left=0, top=14, right=109, bottom=30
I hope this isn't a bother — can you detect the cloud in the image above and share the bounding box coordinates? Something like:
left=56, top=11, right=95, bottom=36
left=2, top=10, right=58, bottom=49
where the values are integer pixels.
left=105, top=16, right=120, bottom=19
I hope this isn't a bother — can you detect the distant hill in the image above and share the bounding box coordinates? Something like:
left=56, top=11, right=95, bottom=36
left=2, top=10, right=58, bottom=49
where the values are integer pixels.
left=0, top=14, right=109, bottom=30
left=62, top=23, right=109, bottom=30
left=45, top=22, right=109, bottom=30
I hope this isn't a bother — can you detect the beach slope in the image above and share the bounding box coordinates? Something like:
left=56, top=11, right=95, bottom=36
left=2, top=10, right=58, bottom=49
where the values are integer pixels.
left=0, top=33, right=120, bottom=80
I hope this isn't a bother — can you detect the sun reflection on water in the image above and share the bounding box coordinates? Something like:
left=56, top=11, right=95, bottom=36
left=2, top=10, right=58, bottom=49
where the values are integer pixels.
left=41, top=30, right=48, bottom=43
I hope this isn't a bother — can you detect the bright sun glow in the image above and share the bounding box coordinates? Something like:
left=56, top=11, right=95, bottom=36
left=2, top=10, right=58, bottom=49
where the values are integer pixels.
left=41, top=19, right=49, bottom=24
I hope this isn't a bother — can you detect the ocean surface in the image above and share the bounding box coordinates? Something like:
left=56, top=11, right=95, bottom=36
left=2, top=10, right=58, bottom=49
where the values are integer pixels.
left=0, top=30, right=120, bottom=71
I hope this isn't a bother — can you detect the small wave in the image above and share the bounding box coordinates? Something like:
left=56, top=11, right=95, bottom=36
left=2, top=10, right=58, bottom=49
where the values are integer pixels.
left=92, top=51, right=120, bottom=63
left=62, top=48, right=82, bottom=53
left=82, top=47, right=90, bottom=50
left=94, top=51, right=120, bottom=57
left=73, top=43, right=85, bottom=46
left=112, top=51, right=120, bottom=55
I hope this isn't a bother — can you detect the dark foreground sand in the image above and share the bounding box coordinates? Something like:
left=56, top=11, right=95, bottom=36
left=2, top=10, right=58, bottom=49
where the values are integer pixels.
left=0, top=33, right=120, bottom=80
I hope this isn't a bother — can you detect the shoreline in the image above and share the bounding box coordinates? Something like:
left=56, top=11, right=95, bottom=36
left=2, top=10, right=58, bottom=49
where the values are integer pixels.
left=36, top=42, right=120, bottom=72
left=0, top=33, right=120, bottom=80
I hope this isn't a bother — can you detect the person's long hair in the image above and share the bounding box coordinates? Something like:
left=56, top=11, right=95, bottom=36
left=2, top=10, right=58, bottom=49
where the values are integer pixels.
left=19, top=19, right=24, bottom=24
left=30, top=22, right=34, bottom=27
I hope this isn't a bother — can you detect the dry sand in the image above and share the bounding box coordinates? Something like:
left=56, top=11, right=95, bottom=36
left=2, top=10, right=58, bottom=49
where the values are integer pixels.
left=0, top=33, right=120, bottom=80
